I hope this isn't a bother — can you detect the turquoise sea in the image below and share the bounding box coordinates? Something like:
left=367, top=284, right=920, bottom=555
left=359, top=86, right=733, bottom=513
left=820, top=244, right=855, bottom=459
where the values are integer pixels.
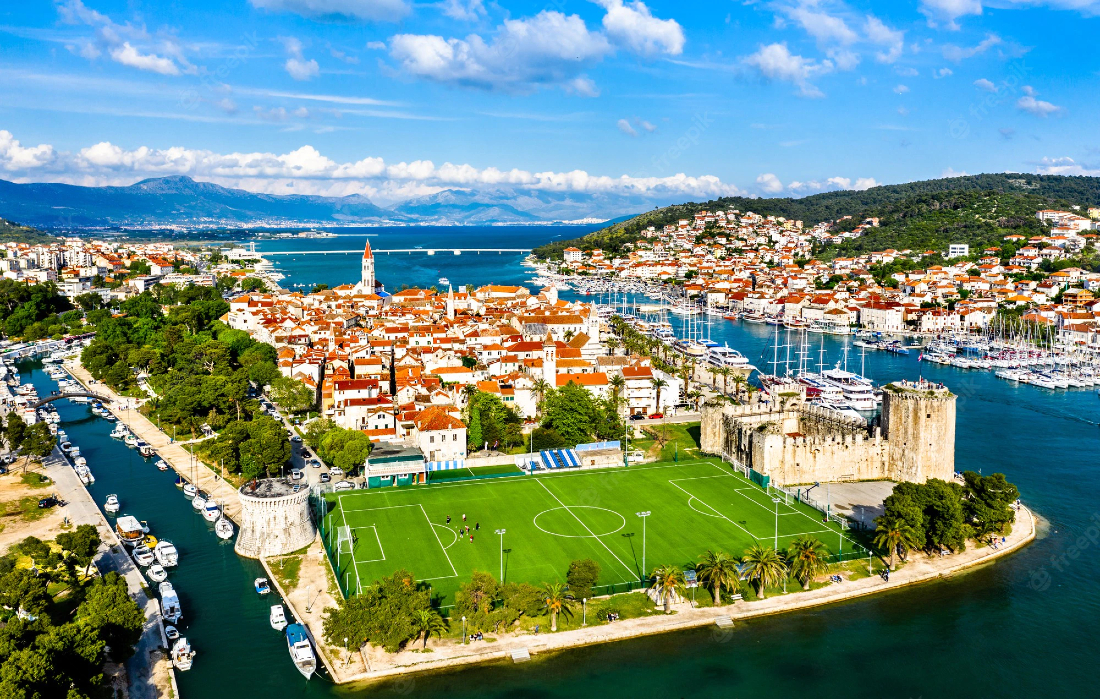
left=34, top=228, right=1100, bottom=697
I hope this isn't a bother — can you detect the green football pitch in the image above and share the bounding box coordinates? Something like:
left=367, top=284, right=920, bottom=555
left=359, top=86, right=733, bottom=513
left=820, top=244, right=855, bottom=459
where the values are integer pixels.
left=321, top=459, right=862, bottom=604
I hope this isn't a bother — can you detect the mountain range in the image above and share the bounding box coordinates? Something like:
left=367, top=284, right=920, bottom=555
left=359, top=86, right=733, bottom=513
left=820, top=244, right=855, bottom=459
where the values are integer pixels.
left=0, top=176, right=663, bottom=229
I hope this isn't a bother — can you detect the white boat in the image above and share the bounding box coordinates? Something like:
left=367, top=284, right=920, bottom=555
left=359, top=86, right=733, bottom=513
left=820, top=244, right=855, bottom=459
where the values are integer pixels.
left=133, top=545, right=155, bottom=567
left=69, top=446, right=81, bottom=458
left=285, top=624, right=317, bottom=679
left=116, top=515, right=146, bottom=547
left=438, top=277, right=450, bottom=286
left=110, top=425, right=128, bottom=439
left=182, top=483, right=197, bottom=497
left=74, top=456, right=87, bottom=468
left=215, top=517, right=234, bottom=540
left=124, top=434, right=138, bottom=447
left=270, top=604, right=288, bottom=631
left=170, top=637, right=194, bottom=671
left=706, top=344, right=754, bottom=370
left=154, top=540, right=179, bottom=567
left=147, top=563, right=168, bottom=583
left=202, top=500, right=221, bottom=522
left=165, top=625, right=180, bottom=642
left=104, top=494, right=120, bottom=514
left=160, top=582, right=182, bottom=624
left=192, top=493, right=207, bottom=511
left=60, top=441, right=73, bottom=454
left=75, top=464, right=94, bottom=485
left=155, top=459, right=169, bottom=471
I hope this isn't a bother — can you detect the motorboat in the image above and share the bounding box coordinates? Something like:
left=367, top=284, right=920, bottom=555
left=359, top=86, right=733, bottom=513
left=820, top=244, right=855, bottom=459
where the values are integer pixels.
left=154, top=540, right=179, bottom=567
left=60, top=441, right=73, bottom=454
left=110, top=425, right=128, bottom=439
left=132, top=546, right=155, bottom=567
left=182, top=483, right=197, bottom=497
left=116, top=515, right=145, bottom=547
left=270, top=604, right=288, bottom=631
left=160, top=582, right=182, bottom=624
left=170, top=637, right=194, bottom=671
left=202, top=499, right=221, bottom=522
left=138, top=442, right=154, bottom=458
left=75, top=465, right=94, bottom=485
left=255, top=578, right=271, bottom=595
left=192, top=493, right=207, bottom=511
left=147, top=563, right=168, bottom=584
left=215, top=517, right=234, bottom=540
left=285, top=624, right=317, bottom=679
left=165, top=625, right=180, bottom=642
left=157, top=460, right=169, bottom=471
left=104, top=494, right=120, bottom=514
left=124, top=434, right=138, bottom=447
left=74, top=456, right=87, bottom=468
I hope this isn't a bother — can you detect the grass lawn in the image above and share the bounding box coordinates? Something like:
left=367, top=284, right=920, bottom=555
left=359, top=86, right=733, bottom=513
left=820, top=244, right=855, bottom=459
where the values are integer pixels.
left=322, top=456, right=863, bottom=606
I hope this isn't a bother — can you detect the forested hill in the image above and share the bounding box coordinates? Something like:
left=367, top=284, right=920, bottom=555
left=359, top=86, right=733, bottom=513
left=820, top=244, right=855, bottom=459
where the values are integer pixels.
left=0, top=217, right=56, bottom=244
left=531, top=173, right=1100, bottom=260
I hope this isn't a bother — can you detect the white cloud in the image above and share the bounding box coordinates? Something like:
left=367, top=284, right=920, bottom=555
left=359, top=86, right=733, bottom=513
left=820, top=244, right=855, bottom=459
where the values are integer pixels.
left=439, top=0, right=486, bottom=21
left=57, top=0, right=192, bottom=75
left=617, top=118, right=639, bottom=137
left=282, top=37, right=320, bottom=81
left=943, top=33, right=1001, bottom=61
left=934, top=67, right=953, bottom=78
left=920, top=0, right=983, bottom=29
left=366, top=41, right=387, bottom=50
left=894, top=84, right=909, bottom=94
left=249, top=0, right=410, bottom=22
left=597, top=0, right=685, bottom=56
left=973, top=78, right=997, bottom=92
left=781, top=3, right=859, bottom=45
left=1034, top=156, right=1099, bottom=176
left=756, top=173, right=784, bottom=194
left=896, top=67, right=919, bottom=77
left=743, top=43, right=833, bottom=98
left=864, top=15, right=904, bottom=63
left=942, top=167, right=969, bottom=177
left=787, top=176, right=879, bottom=194
left=0, top=130, right=55, bottom=171
left=637, top=118, right=657, bottom=132
left=1017, top=86, right=1062, bottom=116
left=0, top=128, right=744, bottom=203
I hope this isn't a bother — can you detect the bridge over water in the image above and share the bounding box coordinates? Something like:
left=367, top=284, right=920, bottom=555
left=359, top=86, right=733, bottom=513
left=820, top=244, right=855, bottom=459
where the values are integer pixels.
left=32, top=392, right=111, bottom=409
left=260, top=248, right=531, bottom=255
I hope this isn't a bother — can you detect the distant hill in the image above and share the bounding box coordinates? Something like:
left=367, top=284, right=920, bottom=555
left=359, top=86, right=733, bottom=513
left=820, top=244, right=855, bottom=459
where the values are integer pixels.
left=531, top=174, right=1100, bottom=259
left=0, top=218, right=56, bottom=244
left=0, top=176, right=656, bottom=228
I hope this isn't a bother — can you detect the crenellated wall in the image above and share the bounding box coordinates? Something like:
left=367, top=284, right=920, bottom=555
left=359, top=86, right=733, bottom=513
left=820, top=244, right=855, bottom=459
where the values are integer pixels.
left=701, top=382, right=956, bottom=486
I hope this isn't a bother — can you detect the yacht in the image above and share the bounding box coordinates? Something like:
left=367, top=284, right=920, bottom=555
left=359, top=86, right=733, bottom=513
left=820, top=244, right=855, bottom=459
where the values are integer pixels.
left=116, top=515, right=146, bottom=547
left=60, top=441, right=73, bottom=454
left=110, top=425, right=128, bottom=439
left=270, top=604, right=288, bottom=631
left=819, top=368, right=877, bottom=410
left=215, top=517, right=235, bottom=540
left=438, top=277, right=450, bottom=287
left=104, top=494, right=120, bottom=515
left=183, top=483, right=197, bottom=497
left=285, top=624, right=317, bottom=679
left=132, top=546, right=155, bottom=567
left=170, top=637, right=195, bottom=671
left=160, top=582, right=182, bottom=624
left=706, top=344, right=753, bottom=370
left=147, top=563, right=168, bottom=584
left=154, top=540, right=179, bottom=567
left=124, top=434, right=138, bottom=447
left=138, top=442, right=154, bottom=458
left=202, top=500, right=221, bottom=522
left=157, top=460, right=169, bottom=471
left=75, top=464, right=94, bottom=485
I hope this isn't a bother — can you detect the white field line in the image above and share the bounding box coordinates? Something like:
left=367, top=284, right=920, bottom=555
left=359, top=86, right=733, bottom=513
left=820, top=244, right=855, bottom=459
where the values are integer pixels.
left=666, top=480, right=758, bottom=541
left=534, top=479, right=638, bottom=582
left=421, top=504, right=458, bottom=577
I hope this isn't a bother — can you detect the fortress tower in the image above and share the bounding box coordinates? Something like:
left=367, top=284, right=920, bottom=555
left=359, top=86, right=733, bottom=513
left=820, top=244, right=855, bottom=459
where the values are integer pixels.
left=234, top=479, right=316, bottom=559
left=881, top=380, right=956, bottom=483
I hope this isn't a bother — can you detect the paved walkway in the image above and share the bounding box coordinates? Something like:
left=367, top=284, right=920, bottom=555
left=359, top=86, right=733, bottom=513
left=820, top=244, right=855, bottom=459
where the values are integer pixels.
left=64, top=361, right=243, bottom=524
left=336, top=505, right=1036, bottom=684
left=43, top=451, right=176, bottom=699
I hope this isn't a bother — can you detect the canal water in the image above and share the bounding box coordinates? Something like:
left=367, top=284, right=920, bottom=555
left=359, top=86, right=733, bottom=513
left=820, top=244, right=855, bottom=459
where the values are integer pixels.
left=32, top=230, right=1100, bottom=697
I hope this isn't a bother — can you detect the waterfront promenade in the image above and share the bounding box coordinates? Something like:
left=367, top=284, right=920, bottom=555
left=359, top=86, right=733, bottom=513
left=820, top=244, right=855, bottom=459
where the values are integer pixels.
left=64, top=361, right=243, bottom=524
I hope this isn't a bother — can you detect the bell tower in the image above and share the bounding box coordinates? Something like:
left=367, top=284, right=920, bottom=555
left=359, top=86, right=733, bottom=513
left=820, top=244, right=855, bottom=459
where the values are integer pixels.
left=360, top=240, right=375, bottom=292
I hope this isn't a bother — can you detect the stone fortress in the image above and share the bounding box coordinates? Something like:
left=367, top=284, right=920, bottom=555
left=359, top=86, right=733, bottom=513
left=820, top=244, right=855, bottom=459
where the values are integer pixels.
left=701, top=379, right=956, bottom=486
left=234, top=478, right=316, bottom=559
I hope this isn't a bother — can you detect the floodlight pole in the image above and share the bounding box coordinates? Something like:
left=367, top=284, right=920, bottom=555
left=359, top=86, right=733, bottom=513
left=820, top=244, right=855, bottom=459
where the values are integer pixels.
left=772, top=497, right=781, bottom=550
left=636, top=511, right=651, bottom=582
left=495, top=529, right=506, bottom=582
left=462, top=616, right=467, bottom=644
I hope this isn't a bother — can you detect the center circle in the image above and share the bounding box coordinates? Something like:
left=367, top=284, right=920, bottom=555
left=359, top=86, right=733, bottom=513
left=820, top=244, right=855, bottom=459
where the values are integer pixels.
left=533, top=506, right=627, bottom=538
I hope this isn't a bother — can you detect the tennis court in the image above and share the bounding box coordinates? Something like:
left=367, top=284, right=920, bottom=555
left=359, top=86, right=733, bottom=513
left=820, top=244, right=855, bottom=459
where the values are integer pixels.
left=321, top=458, right=862, bottom=603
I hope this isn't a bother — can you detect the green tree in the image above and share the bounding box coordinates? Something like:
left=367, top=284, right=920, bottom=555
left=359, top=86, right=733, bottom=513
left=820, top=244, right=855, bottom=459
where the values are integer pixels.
left=540, top=582, right=574, bottom=631
left=650, top=377, right=668, bottom=412
left=411, top=608, right=446, bottom=649
left=786, top=535, right=830, bottom=590
left=269, top=376, right=315, bottom=413
left=961, top=471, right=1019, bottom=537
left=696, top=550, right=740, bottom=605
left=873, top=517, right=920, bottom=571
left=467, top=408, right=483, bottom=451
left=565, top=559, right=601, bottom=601
left=321, top=570, right=432, bottom=653
left=56, top=525, right=101, bottom=577
left=649, top=565, right=687, bottom=613
left=541, top=381, right=597, bottom=446
left=76, top=572, right=145, bottom=660
left=740, top=545, right=787, bottom=600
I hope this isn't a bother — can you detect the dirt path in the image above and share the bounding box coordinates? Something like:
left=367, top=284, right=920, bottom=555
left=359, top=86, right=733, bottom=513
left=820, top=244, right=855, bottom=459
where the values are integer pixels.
left=0, top=461, right=69, bottom=551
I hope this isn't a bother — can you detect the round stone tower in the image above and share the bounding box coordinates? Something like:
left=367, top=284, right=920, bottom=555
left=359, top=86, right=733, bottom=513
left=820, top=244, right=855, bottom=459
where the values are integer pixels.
left=882, top=379, right=956, bottom=483
left=234, top=479, right=316, bottom=559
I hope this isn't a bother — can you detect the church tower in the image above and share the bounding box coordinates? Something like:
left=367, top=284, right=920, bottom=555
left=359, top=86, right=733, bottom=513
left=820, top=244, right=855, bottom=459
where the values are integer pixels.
left=358, top=240, right=375, bottom=292
left=542, top=333, right=557, bottom=387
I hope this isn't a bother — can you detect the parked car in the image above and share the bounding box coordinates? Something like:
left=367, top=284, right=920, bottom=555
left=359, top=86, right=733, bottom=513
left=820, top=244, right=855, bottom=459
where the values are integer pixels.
left=648, top=413, right=664, bottom=420
left=319, top=472, right=331, bottom=483
left=290, top=435, right=302, bottom=443
left=629, top=413, right=646, bottom=421
left=291, top=469, right=304, bottom=481
left=38, top=496, right=58, bottom=509
left=333, top=480, right=354, bottom=491
left=329, top=466, right=344, bottom=477
left=308, top=459, right=321, bottom=469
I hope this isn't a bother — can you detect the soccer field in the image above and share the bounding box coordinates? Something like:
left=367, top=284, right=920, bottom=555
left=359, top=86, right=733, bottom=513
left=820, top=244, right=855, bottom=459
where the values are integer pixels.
left=321, top=459, right=862, bottom=604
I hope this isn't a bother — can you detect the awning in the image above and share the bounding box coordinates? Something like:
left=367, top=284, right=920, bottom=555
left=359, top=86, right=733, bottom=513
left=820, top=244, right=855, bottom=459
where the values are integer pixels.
left=426, top=460, right=465, bottom=472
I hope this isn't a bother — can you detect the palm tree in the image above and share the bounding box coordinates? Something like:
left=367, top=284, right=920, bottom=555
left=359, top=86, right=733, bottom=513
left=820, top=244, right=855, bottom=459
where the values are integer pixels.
left=564, top=329, right=575, bottom=342
left=606, top=338, right=620, bottom=356
left=649, top=565, right=687, bottom=613
left=696, top=550, right=741, bottom=606
left=730, top=374, right=747, bottom=400
left=679, top=360, right=694, bottom=397
left=705, top=366, right=719, bottom=388
left=741, top=545, right=788, bottom=600
left=786, top=535, right=830, bottom=590
left=717, top=367, right=732, bottom=395
left=541, top=582, right=574, bottom=631
left=873, top=517, right=920, bottom=571
left=650, top=377, right=668, bottom=413
left=412, top=608, right=447, bottom=649
left=609, top=374, right=626, bottom=407
left=531, top=378, right=550, bottom=418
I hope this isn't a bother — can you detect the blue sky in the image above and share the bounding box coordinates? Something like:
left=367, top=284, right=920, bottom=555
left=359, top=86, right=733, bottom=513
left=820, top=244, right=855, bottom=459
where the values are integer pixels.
left=0, top=0, right=1097, bottom=207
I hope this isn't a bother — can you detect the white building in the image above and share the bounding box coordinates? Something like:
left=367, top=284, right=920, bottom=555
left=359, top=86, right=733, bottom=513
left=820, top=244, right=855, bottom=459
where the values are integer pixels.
left=947, top=244, right=970, bottom=259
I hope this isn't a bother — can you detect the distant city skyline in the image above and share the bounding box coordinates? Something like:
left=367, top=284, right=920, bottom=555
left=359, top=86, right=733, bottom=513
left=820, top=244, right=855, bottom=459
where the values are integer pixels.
left=0, top=0, right=1097, bottom=207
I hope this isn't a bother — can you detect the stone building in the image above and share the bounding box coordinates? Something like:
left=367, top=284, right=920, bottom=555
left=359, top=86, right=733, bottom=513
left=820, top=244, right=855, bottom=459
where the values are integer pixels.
left=234, top=479, right=316, bottom=559
left=700, top=379, right=955, bottom=486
